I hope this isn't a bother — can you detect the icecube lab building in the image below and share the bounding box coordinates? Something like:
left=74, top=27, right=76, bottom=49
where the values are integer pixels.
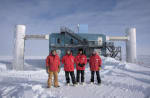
left=13, top=25, right=136, bottom=70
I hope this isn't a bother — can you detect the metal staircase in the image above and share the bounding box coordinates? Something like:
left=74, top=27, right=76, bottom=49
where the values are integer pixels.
left=60, top=27, right=88, bottom=44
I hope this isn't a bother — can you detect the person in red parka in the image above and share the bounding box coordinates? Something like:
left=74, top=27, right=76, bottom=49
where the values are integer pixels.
left=75, top=48, right=87, bottom=85
left=46, top=50, right=60, bottom=88
left=62, top=49, right=76, bottom=86
left=89, top=49, right=102, bottom=85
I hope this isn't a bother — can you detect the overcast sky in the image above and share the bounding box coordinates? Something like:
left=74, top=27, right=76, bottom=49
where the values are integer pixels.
left=0, top=0, right=150, bottom=56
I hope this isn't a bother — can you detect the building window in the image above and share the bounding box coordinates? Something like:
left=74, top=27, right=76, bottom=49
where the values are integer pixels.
left=57, top=38, right=61, bottom=44
left=70, top=39, right=73, bottom=44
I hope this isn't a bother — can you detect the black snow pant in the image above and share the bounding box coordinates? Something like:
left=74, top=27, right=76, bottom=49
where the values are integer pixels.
left=91, top=71, right=101, bottom=83
left=65, top=71, right=76, bottom=84
left=76, top=70, right=85, bottom=83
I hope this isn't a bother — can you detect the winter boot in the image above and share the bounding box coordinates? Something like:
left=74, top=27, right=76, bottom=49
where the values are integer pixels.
left=90, top=82, right=94, bottom=84
left=76, top=82, right=79, bottom=85
left=73, top=83, right=77, bottom=87
left=81, top=82, right=85, bottom=85
left=66, top=83, right=70, bottom=86
left=47, top=85, right=51, bottom=88
left=54, top=85, right=60, bottom=88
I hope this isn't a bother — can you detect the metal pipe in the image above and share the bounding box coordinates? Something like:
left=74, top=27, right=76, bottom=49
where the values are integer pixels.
left=12, top=25, right=26, bottom=70
left=25, top=34, right=49, bottom=40
left=126, top=28, right=136, bottom=63
left=108, top=36, right=129, bottom=41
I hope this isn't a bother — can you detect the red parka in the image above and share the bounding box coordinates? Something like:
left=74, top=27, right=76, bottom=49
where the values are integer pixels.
left=89, top=54, right=102, bottom=71
left=62, top=54, right=75, bottom=71
left=46, top=54, right=60, bottom=72
left=75, top=54, right=87, bottom=70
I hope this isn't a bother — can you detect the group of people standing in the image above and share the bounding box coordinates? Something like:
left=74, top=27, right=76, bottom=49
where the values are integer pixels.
left=46, top=48, right=102, bottom=88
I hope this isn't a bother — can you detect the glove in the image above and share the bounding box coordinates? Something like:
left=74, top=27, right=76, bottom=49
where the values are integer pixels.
left=98, top=67, right=101, bottom=70
left=78, top=63, right=82, bottom=67
left=78, top=63, right=85, bottom=67
left=58, top=66, right=60, bottom=73
left=46, top=66, right=49, bottom=74
left=82, top=63, right=85, bottom=67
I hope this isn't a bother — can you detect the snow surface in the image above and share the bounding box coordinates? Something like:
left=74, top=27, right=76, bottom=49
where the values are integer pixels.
left=0, top=56, right=150, bottom=98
